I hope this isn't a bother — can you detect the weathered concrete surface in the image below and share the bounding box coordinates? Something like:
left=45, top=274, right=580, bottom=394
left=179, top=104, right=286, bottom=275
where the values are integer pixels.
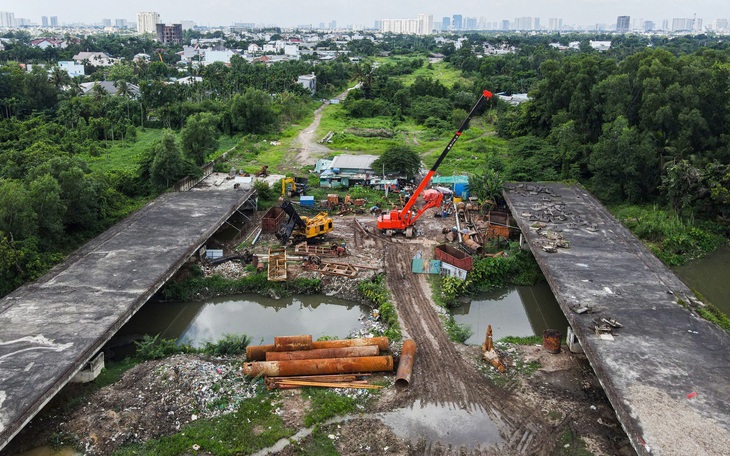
left=0, top=188, right=255, bottom=450
left=504, top=183, right=730, bottom=456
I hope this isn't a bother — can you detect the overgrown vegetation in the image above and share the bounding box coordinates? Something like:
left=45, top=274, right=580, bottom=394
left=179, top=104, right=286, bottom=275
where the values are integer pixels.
left=159, top=269, right=322, bottom=302
left=443, top=315, right=473, bottom=344
left=435, top=243, right=543, bottom=308
left=357, top=274, right=402, bottom=341
left=134, top=333, right=252, bottom=359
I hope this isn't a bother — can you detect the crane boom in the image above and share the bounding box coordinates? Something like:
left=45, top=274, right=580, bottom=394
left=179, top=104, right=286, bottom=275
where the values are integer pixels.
left=377, top=89, right=493, bottom=236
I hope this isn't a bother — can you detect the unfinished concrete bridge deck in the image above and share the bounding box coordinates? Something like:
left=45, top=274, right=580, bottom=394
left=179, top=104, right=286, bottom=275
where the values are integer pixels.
left=504, top=182, right=730, bottom=456
left=0, top=183, right=256, bottom=450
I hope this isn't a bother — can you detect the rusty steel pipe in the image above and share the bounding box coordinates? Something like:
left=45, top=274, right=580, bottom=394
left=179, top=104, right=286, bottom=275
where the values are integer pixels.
left=246, top=336, right=390, bottom=361
left=243, top=355, right=394, bottom=377
left=274, top=335, right=313, bottom=352
left=266, top=345, right=379, bottom=361
left=395, top=339, right=417, bottom=388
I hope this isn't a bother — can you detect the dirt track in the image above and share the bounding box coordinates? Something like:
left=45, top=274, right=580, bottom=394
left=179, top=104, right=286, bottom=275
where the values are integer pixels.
left=350, top=216, right=553, bottom=455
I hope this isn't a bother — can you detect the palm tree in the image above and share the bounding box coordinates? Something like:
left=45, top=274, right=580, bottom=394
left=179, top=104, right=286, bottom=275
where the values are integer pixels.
left=91, top=83, right=109, bottom=102
left=49, top=66, right=71, bottom=91
left=114, top=79, right=132, bottom=121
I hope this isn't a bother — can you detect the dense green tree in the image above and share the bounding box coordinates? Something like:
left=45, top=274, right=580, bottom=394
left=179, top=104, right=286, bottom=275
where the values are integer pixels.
left=371, top=145, right=421, bottom=179
left=229, top=88, right=278, bottom=134
left=149, top=131, right=194, bottom=188
left=588, top=116, right=657, bottom=203
left=180, top=113, right=219, bottom=165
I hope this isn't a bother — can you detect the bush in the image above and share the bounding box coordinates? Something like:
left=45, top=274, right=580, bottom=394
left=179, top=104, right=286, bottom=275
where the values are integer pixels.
left=201, top=333, right=252, bottom=356
left=135, top=334, right=191, bottom=360
left=253, top=180, right=275, bottom=202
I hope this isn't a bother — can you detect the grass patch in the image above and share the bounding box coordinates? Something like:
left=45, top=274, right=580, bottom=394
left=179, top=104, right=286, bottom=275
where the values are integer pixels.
left=114, top=393, right=293, bottom=455
left=302, top=388, right=362, bottom=427
left=80, top=128, right=165, bottom=173
left=357, top=274, right=402, bottom=341
left=696, top=304, right=730, bottom=331
left=557, top=428, right=594, bottom=456
left=443, top=315, right=473, bottom=344
left=290, top=426, right=339, bottom=455
left=498, top=335, right=542, bottom=345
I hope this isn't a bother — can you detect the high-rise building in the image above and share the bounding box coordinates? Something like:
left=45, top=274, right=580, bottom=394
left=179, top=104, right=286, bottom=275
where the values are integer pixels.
left=442, top=17, right=450, bottom=30
left=156, top=23, right=183, bottom=44
left=452, top=14, right=462, bottom=30
left=643, top=21, right=654, bottom=32
left=137, top=11, right=160, bottom=34
left=115, top=19, right=128, bottom=28
left=501, top=20, right=510, bottom=30
left=714, top=18, right=729, bottom=31
left=662, top=19, right=669, bottom=30
left=548, top=18, right=563, bottom=31
left=0, top=11, right=15, bottom=27
left=616, top=15, right=630, bottom=32
left=672, top=18, right=693, bottom=31
left=180, top=20, right=195, bottom=31
left=329, top=20, right=337, bottom=29
left=534, top=17, right=541, bottom=30
left=50, top=16, right=58, bottom=27
left=41, top=16, right=48, bottom=27
left=694, top=17, right=703, bottom=32
left=416, top=14, right=433, bottom=35
left=515, top=17, right=532, bottom=30
left=464, top=17, right=477, bottom=30
left=102, top=19, right=112, bottom=27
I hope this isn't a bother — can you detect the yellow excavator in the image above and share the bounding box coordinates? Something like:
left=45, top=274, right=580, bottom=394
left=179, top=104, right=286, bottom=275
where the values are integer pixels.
left=281, top=177, right=307, bottom=198
left=275, top=200, right=333, bottom=245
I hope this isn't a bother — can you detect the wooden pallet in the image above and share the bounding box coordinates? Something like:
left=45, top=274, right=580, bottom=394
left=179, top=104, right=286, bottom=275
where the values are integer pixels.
left=320, top=262, right=358, bottom=278
left=268, top=248, right=287, bottom=281
left=294, top=242, right=339, bottom=257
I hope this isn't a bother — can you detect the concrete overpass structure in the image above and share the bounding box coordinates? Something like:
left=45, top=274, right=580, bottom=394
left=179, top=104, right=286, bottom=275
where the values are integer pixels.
left=504, top=183, right=730, bottom=456
left=0, top=185, right=257, bottom=450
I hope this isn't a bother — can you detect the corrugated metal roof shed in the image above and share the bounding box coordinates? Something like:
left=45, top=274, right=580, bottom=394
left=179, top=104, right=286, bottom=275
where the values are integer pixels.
left=330, top=154, right=378, bottom=171
left=432, top=175, right=469, bottom=184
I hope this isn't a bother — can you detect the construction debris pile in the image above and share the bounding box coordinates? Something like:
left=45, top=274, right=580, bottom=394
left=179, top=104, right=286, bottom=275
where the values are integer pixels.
left=244, top=335, right=403, bottom=390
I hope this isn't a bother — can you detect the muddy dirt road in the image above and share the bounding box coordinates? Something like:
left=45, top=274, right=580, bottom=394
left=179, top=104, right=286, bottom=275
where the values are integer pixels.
left=381, top=242, right=552, bottom=455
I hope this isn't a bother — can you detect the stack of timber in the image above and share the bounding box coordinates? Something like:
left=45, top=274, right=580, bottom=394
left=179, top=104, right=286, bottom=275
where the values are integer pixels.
left=244, top=335, right=393, bottom=390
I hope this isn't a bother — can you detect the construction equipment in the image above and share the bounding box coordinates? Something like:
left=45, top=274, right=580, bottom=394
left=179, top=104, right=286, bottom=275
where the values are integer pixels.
left=275, top=200, right=334, bottom=245
left=377, top=90, right=493, bottom=237
left=281, top=177, right=307, bottom=198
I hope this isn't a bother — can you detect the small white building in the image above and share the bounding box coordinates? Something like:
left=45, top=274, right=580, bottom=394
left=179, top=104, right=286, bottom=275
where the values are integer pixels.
left=203, top=50, right=236, bottom=65
left=297, top=73, right=316, bottom=93
left=72, top=52, right=116, bottom=67
left=58, top=61, right=85, bottom=78
left=284, top=44, right=299, bottom=56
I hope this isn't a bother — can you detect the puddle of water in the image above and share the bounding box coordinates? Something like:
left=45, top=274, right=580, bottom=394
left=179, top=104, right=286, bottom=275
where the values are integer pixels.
left=117, top=294, right=369, bottom=349
left=451, top=283, right=569, bottom=344
left=674, top=244, right=730, bottom=317
left=379, top=400, right=503, bottom=449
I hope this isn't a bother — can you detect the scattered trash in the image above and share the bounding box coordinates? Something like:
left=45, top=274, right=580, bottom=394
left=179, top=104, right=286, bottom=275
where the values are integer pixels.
left=687, top=391, right=697, bottom=399
left=192, top=444, right=200, bottom=451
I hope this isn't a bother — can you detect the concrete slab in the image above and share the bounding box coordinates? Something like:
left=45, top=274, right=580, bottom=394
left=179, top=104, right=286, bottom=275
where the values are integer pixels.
left=0, top=188, right=256, bottom=450
left=504, top=183, right=730, bottom=456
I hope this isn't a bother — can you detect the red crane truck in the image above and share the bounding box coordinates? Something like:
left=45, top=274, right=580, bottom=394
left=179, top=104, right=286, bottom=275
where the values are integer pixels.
left=376, top=89, right=493, bottom=237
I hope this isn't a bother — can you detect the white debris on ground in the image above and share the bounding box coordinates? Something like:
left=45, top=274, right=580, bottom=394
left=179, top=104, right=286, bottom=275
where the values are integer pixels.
left=202, top=261, right=250, bottom=280
left=62, top=354, right=259, bottom=455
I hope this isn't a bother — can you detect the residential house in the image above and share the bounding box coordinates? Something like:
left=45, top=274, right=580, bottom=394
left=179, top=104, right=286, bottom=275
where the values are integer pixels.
left=58, top=61, right=85, bottom=77
left=72, top=51, right=116, bottom=67
left=319, top=154, right=378, bottom=188
left=247, top=43, right=261, bottom=54
left=79, top=80, right=141, bottom=97
left=203, top=49, right=236, bottom=65
left=31, top=38, right=66, bottom=49
left=297, top=73, right=316, bottom=93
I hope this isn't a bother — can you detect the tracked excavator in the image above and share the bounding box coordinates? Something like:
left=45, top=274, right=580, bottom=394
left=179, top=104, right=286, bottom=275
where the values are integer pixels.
left=377, top=89, right=493, bottom=237
left=275, top=200, right=334, bottom=245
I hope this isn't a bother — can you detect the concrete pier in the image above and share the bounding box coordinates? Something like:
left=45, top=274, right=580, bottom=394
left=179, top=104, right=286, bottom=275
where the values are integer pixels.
left=0, top=187, right=256, bottom=450
left=504, top=182, right=730, bottom=456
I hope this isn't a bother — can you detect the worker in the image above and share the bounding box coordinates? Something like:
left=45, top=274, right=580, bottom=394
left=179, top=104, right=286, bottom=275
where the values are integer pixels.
left=369, top=205, right=380, bottom=216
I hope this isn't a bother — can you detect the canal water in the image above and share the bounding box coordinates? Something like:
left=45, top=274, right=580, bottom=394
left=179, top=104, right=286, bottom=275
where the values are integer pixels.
left=450, top=282, right=568, bottom=345
left=674, top=244, right=730, bottom=317
left=114, top=294, right=371, bottom=350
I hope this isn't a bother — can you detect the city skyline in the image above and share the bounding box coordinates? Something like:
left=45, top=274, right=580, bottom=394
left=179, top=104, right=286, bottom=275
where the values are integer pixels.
left=3, top=0, right=728, bottom=28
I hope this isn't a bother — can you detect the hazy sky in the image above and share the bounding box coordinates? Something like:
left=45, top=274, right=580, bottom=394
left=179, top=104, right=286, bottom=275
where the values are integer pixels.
left=3, top=0, right=729, bottom=27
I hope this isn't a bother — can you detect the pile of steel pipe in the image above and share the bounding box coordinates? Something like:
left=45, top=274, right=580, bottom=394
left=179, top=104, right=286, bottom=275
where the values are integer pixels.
left=246, top=336, right=389, bottom=361
left=243, top=355, right=394, bottom=377
left=395, top=339, right=416, bottom=388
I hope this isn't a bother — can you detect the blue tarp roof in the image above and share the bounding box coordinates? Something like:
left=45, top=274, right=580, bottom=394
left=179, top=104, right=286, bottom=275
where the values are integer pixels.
left=432, top=175, right=469, bottom=184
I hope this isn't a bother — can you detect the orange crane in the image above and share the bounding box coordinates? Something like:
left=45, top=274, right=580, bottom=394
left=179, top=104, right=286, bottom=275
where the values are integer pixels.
left=376, top=90, right=493, bottom=237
